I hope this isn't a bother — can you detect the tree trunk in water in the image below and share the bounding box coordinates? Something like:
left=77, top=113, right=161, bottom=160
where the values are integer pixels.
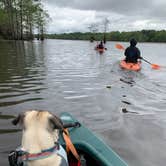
left=5, top=0, right=14, bottom=39
left=20, top=0, right=23, bottom=40
left=103, top=33, right=106, bottom=44
left=13, top=0, right=19, bottom=40
left=40, top=25, right=44, bottom=40
left=29, top=22, right=33, bottom=40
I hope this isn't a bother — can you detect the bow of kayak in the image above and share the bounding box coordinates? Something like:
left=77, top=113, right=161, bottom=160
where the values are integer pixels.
left=95, top=48, right=105, bottom=53
left=59, top=112, right=128, bottom=166
left=120, top=60, right=141, bottom=71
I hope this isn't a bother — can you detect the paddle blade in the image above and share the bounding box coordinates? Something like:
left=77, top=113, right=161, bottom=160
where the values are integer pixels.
left=115, top=44, right=125, bottom=50
left=151, top=64, right=160, bottom=70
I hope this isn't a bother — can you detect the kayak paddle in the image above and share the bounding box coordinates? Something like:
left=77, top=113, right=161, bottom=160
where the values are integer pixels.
left=115, top=43, right=161, bottom=70
left=141, top=58, right=160, bottom=69
left=115, top=44, right=125, bottom=50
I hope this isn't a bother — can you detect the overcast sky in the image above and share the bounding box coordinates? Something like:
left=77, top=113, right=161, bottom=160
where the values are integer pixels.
left=42, top=0, right=166, bottom=34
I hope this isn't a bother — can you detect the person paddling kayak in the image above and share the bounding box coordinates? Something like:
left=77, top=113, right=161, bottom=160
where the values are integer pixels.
left=124, top=38, right=142, bottom=63
left=98, top=40, right=104, bottom=49
left=95, top=40, right=104, bottom=49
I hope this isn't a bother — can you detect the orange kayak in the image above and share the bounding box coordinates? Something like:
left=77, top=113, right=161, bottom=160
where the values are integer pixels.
left=97, top=48, right=104, bottom=53
left=95, top=47, right=105, bottom=53
left=120, top=60, right=141, bottom=71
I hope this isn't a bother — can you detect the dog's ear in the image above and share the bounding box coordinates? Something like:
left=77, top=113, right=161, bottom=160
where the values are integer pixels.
left=49, top=115, right=64, bottom=130
left=12, top=114, right=25, bottom=126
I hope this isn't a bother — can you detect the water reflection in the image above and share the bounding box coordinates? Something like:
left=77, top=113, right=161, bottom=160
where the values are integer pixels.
left=0, top=98, right=43, bottom=107
left=0, top=40, right=166, bottom=166
left=0, top=41, right=46, bottom=107
left=0, top=129, right=21, bottom=134
left=0, top=114, right=15, bottom=119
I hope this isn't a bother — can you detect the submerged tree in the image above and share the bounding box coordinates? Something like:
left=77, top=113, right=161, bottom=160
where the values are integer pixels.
left=0, top=0, right=50, bottom=40
left=34, top=3, right=50, bottom=40
left=88, top=23, right=98, bottom=42
left=103, top=18, right=109, bottom=44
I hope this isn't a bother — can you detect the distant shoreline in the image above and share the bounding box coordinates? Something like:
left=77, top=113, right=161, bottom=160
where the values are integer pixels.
left=44, top=30, right=166, bottom=43
left=1, top=29, right=166, bottom=43
left=1, top=38, right=166, bottom=44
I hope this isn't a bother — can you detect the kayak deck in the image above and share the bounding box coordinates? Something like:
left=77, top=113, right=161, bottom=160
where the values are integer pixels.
left=97, top=48, right=104, bottom=53
left=59, top=112, right=128, bottom=166
left=95, top=47, right=105, bottom=53
left=120, top=60, right=141, bottom=71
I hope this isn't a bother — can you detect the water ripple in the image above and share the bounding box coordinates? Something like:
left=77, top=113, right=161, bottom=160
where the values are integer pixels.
left=0, top=40, right=166, bottom=166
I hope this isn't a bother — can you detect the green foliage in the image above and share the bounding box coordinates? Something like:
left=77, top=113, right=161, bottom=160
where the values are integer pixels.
left=0, top=9, right=7, bottom=24
left=46, top=30, right=166, bottom=42
left=0, top=9, right=10, bottom=38
left=0, top=0, right=49, bottom=40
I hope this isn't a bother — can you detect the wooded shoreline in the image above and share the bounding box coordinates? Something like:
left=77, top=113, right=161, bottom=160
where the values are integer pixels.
left=0, top=0, right=49, bottom=40
left=45, top=30, right=166, bottom=43
left=1, top=29, right=166, bottom=43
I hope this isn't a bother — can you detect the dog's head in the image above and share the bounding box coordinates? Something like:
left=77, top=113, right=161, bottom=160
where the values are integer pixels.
left=12, top=110, right=64, bottom=140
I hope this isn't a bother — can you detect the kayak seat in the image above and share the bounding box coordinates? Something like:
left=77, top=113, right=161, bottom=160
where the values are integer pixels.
left=69, top=154, right=86, bottom=166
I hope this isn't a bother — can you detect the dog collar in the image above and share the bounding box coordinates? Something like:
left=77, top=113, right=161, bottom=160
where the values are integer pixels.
left=9, top=143, right=68, bottom=166
left=19, top=143, right=60, bottom=161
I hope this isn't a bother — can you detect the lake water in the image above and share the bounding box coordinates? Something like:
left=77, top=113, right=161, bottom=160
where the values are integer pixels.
left=0, top=39, right=166, bottom=166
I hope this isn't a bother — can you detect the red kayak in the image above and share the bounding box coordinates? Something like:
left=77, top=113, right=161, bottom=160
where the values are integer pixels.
left=120, top=60, right=141, bottom=71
